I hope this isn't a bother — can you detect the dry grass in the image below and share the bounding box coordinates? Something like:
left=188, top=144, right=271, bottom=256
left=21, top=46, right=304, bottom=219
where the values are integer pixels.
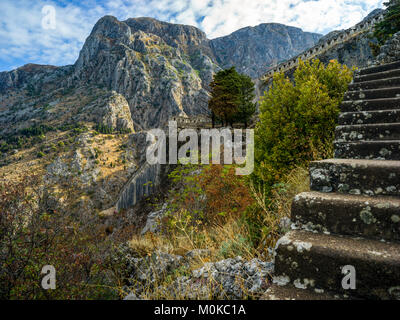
left=124, top=166, right=310, bottom=299
left=251, top=166, right=310, bottom=253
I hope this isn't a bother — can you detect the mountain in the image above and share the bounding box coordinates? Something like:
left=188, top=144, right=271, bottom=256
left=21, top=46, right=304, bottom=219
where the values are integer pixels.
left=211, top=24, right=322, bottom=78
left=0, top=16, right=322, bottom=133
left=0, top=16, right=323, bottom=213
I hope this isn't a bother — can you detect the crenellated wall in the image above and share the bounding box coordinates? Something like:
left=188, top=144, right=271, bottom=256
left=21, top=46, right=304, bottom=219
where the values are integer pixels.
left=168, top=115, right=212, bottom=129
left=261, top=12, right=384, bottom=81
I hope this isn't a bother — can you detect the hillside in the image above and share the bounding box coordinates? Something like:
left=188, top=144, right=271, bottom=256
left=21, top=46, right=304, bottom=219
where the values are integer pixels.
left=0, top=16, right=323, bottom=215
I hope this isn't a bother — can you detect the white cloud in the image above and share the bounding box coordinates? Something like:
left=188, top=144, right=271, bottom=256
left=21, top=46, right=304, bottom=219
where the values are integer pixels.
left=0, top=0, right=385, bottom=71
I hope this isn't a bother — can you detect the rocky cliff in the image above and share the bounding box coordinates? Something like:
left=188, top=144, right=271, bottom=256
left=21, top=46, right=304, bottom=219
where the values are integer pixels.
left=0, top=16, right=323, bottom=132
left=211, top=24, right=321, bottom=79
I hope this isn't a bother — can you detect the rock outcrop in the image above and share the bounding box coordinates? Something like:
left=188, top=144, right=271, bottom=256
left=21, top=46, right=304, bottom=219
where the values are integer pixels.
left=377, top=31, right=400, bottom=64
left=70, top=16, right=218, bottom=130
left=211, top=24, right=321, bottom=79
left=120, top=244, right=274, bottom=300
left=0, top=15, right=324, bottom=132
left=93, top=92, right=135, bottom=133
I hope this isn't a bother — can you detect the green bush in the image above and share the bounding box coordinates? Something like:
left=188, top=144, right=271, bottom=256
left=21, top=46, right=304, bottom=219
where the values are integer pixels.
left=20, top=125, right=54, bottom=138
left=95, top=124, right=114, bottom=134
left=252, top=59, right=353, bottom=193
left=374, top=0, right=400, bottom=45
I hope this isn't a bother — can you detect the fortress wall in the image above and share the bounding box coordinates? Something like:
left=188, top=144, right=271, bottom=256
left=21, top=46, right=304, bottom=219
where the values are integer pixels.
left=262, top=13, right=384, bottom=80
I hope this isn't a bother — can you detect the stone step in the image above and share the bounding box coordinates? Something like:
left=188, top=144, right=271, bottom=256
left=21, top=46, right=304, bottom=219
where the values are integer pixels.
left=358, top=60, right=400, bottom=76
left=354, top=68, right=400, bottom=83
left=341, top=97, right=400, bottom=113
left=262, top=284, right=348, bottom=300
left=334, top=140, right=400, bottom=160
left=335, top=123, right=400, bottom=142
left=291, top=192, right=400, bottom=242
left=349, top=77, right=400, bottom=91
left=344, top=87, right=400, bottom=101
left=338, top=110, right=400, bottom=125
left=273, top=230, right=400, bottom=300
left=310, top=159, right=400, bottom=197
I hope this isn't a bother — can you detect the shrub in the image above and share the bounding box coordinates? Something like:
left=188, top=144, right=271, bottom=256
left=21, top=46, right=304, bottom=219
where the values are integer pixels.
left=0, top=176, right=121, bottom=300
left=95, top=124, right=114, bottom=134
left=374, top=0, right=400, bottom=45
left=252, top=59, right=353, bottom=194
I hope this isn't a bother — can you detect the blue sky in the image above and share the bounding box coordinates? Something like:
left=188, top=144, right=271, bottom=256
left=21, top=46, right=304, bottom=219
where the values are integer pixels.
left=0, top=0, right=385, bottom=72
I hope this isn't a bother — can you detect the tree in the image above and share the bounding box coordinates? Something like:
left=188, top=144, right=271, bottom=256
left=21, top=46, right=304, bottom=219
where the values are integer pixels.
left=208, top=67, right=256, bottom=127
left=374, top=0, right=400, bottom=45
left=236, top=74, right=256, bottom=128
left=252, top=59, right=354, bottom=193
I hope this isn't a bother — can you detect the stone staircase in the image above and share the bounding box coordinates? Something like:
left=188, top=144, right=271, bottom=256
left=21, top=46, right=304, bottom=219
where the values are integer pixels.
left=263, top=60, right=400, bottom=300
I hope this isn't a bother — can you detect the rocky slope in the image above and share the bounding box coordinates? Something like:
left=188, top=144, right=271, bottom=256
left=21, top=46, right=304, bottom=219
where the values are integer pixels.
left=0, top=16, right=322, bottom=133
left=211, top=24, right=321, bottom=78
left=0, top=15, right=324, bottom=214
left=315, top=9, right=383, bottom=69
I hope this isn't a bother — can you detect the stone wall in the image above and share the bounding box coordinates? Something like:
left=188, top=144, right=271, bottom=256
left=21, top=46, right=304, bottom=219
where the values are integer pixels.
left=262, top=11, right=384, bottom=81
left=168, top=115, right=212, bottom=129
left=116, top=131, right=162, bottom=211
left=116, top=162, right=161, bottom=211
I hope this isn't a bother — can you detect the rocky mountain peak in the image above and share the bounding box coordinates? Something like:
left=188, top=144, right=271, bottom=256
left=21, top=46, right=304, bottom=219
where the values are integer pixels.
left=210, top=23, right=322, bottom=78
left=1, top=15, right=325, bottom=131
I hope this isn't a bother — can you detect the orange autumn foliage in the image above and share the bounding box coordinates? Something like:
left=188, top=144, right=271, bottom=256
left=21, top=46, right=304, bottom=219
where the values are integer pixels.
left=197, top=165, right=255, bottom=223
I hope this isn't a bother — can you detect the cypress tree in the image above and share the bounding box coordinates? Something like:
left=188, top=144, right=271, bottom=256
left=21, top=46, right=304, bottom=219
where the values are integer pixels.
left=208, top=67, right=256, bottom=127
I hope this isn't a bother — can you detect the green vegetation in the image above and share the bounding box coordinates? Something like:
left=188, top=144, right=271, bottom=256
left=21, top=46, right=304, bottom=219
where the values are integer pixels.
left=0, top=58, right=355, bottom=300
left=94, top=123, right=132, bottom=135
left=37, top=151, right=45, bottom=158
left=208, top=67, right=256, bottom=127
left=20, top=124, right=55, bottom=138
left=374, top=0, right=400, bottom=45
left=0, top=176, right=121, bottom=299
left=26, top=84, right=41, bottom=97
left=252, top=59, right=354, bottom=194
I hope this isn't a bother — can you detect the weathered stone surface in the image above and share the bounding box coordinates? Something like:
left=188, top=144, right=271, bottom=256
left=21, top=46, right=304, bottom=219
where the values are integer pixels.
left=262, top=284, right=346, bottom=300
left=92, top=92, right=135, bottom=132
left=310, top=159, right=400, bottom=196
left=292, top=192, right=400, bottom=242
left=340, top=97, right=400, bottom=113
left=344, top=87, right=400, bottom=101
left=349, top=76, right=400, bottom=91
left=141, top=203, right=168, bottom=235
left=354, top=68, right=400, bottom=83
left=274, top=230, right=400, bottom=300
left=334, top=140, right=400, bottom=160
left=376, top=31, right=400, bottom=64
left=120, top=248, right=187, bottom=289
left=211, top=24, right=321, bottom=79
left=359, top=60, right=400, bottom=76
left=167, top=257, right=274, bottom=300
left=338, top=110, right=400, bottom=126
left=335, top=123, right=400, bottom=142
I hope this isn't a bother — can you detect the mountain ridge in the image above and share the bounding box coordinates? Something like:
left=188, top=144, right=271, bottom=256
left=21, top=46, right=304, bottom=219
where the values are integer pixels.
left=0, top=16, right=323, bottom=131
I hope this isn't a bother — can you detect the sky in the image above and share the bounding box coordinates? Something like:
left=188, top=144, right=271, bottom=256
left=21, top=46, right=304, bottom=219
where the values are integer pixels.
left=0, top=0, right=386, bottom=72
